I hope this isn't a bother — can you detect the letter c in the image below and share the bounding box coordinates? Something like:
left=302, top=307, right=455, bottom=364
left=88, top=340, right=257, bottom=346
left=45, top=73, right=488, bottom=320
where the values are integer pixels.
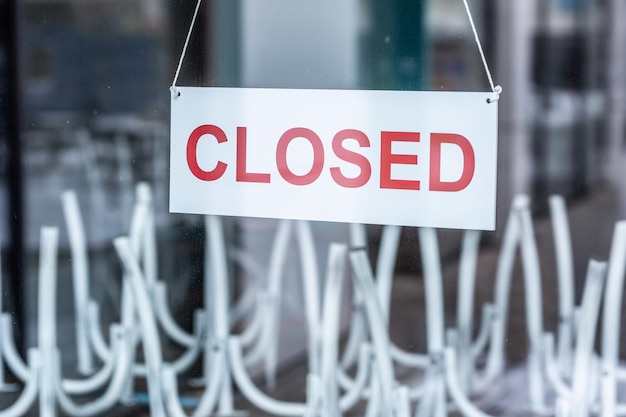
left=186, top=124, right=228, bottom=181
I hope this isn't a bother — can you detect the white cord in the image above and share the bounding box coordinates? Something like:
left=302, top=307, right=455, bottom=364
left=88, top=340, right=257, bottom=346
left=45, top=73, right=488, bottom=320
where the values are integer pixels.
left=461, top=0, right=502, bottom=101
left=170, top=0, right=203, bottom=98
left=170, top=0, right=501, bottom=101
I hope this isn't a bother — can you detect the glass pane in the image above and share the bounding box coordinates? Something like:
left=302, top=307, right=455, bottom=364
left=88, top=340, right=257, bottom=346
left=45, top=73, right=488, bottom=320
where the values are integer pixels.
left=2, top=0, right=625, bottom=415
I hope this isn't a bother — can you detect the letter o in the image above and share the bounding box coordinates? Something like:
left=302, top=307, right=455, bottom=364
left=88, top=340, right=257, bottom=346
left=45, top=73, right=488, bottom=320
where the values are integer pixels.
left=276, top=128, right=324, bottom=186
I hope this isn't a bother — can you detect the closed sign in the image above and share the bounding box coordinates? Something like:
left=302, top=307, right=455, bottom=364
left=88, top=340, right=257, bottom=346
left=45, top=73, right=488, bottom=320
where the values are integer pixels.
left=170, top=87, right=498, bottom=230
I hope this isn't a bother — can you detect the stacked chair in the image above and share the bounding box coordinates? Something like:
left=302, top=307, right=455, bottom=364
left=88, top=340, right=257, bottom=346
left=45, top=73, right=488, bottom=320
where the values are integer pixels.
left=0, top=181, right=624, bottom=417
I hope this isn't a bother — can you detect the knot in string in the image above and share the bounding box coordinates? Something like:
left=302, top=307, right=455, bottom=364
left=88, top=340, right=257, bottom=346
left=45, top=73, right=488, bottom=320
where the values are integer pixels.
left=487, top=85, right=502, bottom=103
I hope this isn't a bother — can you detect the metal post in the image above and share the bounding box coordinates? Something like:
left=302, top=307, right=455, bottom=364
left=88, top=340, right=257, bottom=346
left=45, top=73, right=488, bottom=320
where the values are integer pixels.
left=607, top=0, right=626, bottom=216
left=496, top=0, right=537, bottom=201
left=2, top=0, right=25, bottom=356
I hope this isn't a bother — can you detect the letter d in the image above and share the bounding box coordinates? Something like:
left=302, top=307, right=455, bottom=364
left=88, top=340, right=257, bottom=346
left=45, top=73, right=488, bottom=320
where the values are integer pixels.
left=429, top=133, right=475, bottom=192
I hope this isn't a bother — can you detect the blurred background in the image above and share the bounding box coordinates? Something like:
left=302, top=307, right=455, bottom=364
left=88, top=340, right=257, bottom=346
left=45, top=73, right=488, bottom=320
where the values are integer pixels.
left=1, top=0, right=626, bottom=414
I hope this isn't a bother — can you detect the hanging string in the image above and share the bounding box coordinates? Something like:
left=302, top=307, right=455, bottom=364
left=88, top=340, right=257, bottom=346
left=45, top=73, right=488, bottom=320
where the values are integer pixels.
left=170, top=0, right=500, bottom=101
left=461, top=0, right=502, bottom=102
left=170, top=0, right=203, bottom=98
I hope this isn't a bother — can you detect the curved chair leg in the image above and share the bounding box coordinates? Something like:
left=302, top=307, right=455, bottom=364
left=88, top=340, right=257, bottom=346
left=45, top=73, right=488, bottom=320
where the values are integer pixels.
left=337, top=344, right=372, bottom=411
left=319, top=244, right=347, bottom=417
left=349, top=250, right=396, bottom=417
left=518, top=203, right=547, bottom=413
left=456, top=230, right=481, bottom=393
left=445, top=348, right=495, bottom=417
left=229, top=336, right=307, bottom=416
left=55, top=326, right=132, bottom=417
left=548, top=195, right=576, bottom=378
left=417, top=228, right=447, bottom=417
left=601, top=221, right=626, bottom=417
left=375, top=225, right=402, bottom=322
left=0, top=314, right=29, bottom=383
left=543, top=333, right=573, bottom=399
left=0, top=349, right=41, bottom=417
left=61, top=190, right=94, bottom=376
left=152, top=281, right=200, bottom=348
left=62, top=325, right=123, bottom=395
left=340, top=224, right=368, bottom=370
left=161, top=339, right=225, bottom=417
left=242, top=220, right=291, bottom=379
left=114, top=236, right=166, bottom=417
left=37, top=227, right=60, bottom=417
left=570, top=261, right=606, bottom=417
left=0, top=235, right=22, bottom=391
left=475, top=196, right=525, bottom=392
left=295, top=220, right=321, bottom=381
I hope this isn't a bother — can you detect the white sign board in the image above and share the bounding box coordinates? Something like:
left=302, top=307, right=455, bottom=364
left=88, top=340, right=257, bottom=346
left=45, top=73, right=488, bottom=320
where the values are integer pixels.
left=170, top=87, right=498, bottom=230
